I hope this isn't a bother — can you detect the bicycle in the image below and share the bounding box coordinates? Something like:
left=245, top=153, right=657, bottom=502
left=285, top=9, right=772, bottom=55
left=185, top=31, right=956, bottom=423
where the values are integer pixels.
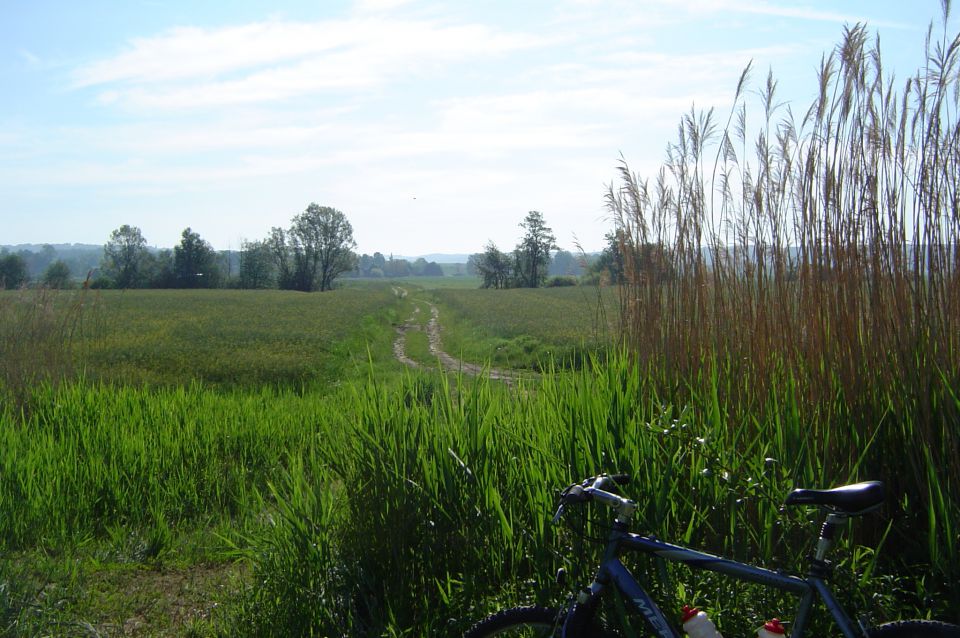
left=464, top=474, right=960, bottom=638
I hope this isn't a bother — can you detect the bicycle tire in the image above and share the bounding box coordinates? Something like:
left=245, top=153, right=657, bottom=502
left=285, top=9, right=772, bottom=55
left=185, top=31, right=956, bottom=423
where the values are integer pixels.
left=867, top=620, right=960, bottom=638
left=463, top=606, right=563, bottom=637
left=463, top=605, right=620, bottom=638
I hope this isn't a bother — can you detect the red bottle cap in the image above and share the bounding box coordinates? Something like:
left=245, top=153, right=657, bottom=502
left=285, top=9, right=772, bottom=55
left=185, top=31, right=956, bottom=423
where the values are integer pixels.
left=764, top=619, right=786, bottom=635
left=681, top=606, right=700, bottom=622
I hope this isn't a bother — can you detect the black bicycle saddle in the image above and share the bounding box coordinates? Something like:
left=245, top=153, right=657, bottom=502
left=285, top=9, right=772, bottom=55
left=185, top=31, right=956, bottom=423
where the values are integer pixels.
left=784, top=481, right=885, bottom=514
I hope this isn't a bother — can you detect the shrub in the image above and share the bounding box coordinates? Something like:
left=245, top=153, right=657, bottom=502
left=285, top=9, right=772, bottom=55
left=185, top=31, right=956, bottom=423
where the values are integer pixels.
left=546, top=275, right=577, bottom=287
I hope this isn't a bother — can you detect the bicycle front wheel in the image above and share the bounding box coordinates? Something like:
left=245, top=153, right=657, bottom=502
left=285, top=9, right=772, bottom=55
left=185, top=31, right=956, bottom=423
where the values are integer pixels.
left=868, top=620, right=960, bottom=638
left=463, top=606, right=563, bottom=637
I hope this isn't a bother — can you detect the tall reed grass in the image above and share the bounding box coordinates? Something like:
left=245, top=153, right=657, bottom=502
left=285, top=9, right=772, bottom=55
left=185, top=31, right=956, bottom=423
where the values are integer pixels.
left=0, top=286, right=101, bottom=412
left=606, top=12, right=960, bottom=590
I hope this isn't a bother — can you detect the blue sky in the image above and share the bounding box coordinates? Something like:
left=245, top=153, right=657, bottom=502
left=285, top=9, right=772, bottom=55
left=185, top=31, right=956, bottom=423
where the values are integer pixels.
left=1, top=1, right=953, bottom=255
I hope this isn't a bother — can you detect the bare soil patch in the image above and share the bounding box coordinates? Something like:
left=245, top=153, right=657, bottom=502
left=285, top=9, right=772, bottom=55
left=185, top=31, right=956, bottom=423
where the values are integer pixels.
left=393, top=295, right=520, bottom=384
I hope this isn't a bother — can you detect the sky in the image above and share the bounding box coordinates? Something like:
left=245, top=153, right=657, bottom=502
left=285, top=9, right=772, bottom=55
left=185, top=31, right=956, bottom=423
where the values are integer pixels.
left=0, top=1, right=954, bottom=256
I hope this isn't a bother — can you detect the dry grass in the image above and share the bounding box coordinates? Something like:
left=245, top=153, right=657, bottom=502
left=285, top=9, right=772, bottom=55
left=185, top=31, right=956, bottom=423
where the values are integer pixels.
left=608, top=12, right=960, bottom=569
left=0, top=285, right=102, bottom=412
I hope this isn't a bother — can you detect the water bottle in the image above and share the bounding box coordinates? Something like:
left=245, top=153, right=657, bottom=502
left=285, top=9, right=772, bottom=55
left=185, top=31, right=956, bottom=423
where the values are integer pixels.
left=681, top=605, right=723, bottom=638
left=758, top=618, right=787, bottom=638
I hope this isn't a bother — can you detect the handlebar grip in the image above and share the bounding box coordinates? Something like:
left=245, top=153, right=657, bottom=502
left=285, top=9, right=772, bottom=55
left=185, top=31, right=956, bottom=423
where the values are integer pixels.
left=563, top=485, right=591, bottom=504
left=591, top=473, right=631, bottom=492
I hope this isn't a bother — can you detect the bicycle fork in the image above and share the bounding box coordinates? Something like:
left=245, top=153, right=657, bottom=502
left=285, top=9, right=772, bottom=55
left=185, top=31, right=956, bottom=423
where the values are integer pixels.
left=563, top=558, right=680, bottom=638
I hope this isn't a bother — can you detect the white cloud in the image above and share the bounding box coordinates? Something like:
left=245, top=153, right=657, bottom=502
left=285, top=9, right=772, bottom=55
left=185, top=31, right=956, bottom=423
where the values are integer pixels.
left=43, top=0, right=801, bottom=184
left=72, top=22, right=348, bottom=87
left=72, top=18, right=546, bottom=109
left=96, top=122, right=346, bottom=154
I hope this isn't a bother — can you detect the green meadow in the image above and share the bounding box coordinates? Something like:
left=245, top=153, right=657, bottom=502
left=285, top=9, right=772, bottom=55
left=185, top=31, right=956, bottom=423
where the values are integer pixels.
left=0, top=284, right=631, bottom=635
left=1, top=282, right=957, bottom=637
left=432, top=286, right=620, bottom=369
left=80, top=286, right=402, bottom=388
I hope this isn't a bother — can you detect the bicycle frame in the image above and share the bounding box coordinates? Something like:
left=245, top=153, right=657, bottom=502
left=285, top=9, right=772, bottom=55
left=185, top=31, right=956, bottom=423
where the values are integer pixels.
left=565, top=530, right=862, bottom=638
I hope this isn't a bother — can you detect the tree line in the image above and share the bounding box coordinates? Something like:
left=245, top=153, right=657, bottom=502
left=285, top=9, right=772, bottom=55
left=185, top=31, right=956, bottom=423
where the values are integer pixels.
left=465, top=212, right=674, bottom=289
left=467, top=211, right=558, bottom=289
left=0, top=203, right=451, bottom=291
left=0, top=241, right=109, bottom=289
left=1, top=205, right=643, bottom=292
left=94, top=204, right=365, bottom=291
left=466, top=211, right=613, bottom=289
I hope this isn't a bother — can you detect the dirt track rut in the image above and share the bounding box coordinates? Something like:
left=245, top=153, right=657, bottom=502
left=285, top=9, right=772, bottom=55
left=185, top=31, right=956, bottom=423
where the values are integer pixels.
left=393, top=293, right=519, bottom=384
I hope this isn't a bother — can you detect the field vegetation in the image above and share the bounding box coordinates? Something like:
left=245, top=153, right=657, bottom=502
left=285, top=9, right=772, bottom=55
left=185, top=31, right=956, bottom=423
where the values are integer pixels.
left=2, top=355, right=952, bottom=635
left=1, top=13, right=959, bottom=638
left=77, top=286, right=402, bottom=389
left=0, top=286, right=103, bottom=410
left=607, top=12, right=960, bottom=610
left=433, top=286, right=619, bottom=370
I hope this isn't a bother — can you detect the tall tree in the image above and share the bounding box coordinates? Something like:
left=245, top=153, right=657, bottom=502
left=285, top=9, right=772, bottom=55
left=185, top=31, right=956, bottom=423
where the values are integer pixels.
left=239, top=240, right=276, bottom=289
left=174, top=228, right=219, bottom=288
left=288, top=204, right=357, bottom=292
left=217, top=250, right=238, bottom=283
left=422, top=261, right=444, bottom=277
left=42, top=260, right=72, bottom=289
left=513, top=211, right=556, bottom=288
left=372, top=252, right=387, bottom=275
left=592, top=230, right=673, bottom=285
left=465, top=254, right=480, bottom=277
left=266, top=227, right=294, bottom=289
left=383, top=257, right=411, bottom=278
left=146, top=249, right=177, bottom=288
left=592, top=230, right=626, bottom=284
left=475, top=242, right=513, bottom=289
left=102, top=224, right=148, bottom=288
left=357, top=253, right=375, bottom=277
left=0, top=253, right=28, bottom=289
left=412, top=257, right=429, bottom=276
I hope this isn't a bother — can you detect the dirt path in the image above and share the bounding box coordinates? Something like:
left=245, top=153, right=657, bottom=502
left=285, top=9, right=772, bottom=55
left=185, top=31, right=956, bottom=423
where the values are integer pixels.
left=392, top=304, right=421, bottom=368
left=393, top=293, right=520, bottom=384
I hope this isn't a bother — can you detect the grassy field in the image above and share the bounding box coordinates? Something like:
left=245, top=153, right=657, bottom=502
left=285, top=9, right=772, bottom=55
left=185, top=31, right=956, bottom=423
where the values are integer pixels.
left=408, top=274, right=480, bottom=289
left=1, top=283, right=956, bottom=636
left=1, top=353, right=953, bottom=636
left=72, top=285, right=406, bottom=389
left=431, top=285, right=620, bottom=369
left=342, top=275, right=481, bottom=290
left=0, top=283, right=625, bottom=636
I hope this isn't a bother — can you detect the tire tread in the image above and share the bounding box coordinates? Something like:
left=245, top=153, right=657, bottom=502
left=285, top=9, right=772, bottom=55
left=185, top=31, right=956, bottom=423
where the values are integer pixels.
left=463, top=606, right=561, bottom=638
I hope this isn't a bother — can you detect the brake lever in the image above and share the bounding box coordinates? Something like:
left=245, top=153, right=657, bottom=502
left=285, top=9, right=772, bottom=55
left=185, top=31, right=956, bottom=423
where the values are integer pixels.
left=553, top=481, right=597, bottom=524
left=551, top=503, right=566, bottom=525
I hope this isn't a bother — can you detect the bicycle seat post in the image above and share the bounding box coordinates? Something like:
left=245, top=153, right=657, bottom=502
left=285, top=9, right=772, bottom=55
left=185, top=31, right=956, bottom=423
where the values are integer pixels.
left=815, top=512, right=846, bottom=561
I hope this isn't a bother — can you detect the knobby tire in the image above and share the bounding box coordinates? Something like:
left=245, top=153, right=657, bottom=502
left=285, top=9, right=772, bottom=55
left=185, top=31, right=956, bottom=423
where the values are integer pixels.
left=463, top=604, right=618, bottom=638
left=463, top=606, right=563, bottom=637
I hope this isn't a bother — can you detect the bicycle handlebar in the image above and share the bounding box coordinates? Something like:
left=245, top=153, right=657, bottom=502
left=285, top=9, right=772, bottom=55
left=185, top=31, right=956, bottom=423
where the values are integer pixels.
left=553, top=474, right=638, bottom=524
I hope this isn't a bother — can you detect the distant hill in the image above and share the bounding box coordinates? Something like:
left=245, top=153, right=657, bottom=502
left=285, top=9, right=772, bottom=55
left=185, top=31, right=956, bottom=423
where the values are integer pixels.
left=398, top=253, right=471, bottom=264
left=1, top=243, right=102, bottom=253
left=1, top=243, right=105, bottom=279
